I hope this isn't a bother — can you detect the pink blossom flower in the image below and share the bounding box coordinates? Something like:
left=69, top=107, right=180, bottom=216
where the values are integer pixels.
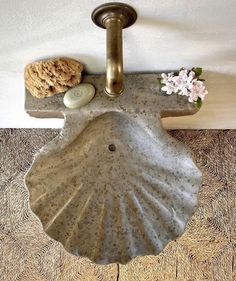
left=160, top=68, right=208, bottom=105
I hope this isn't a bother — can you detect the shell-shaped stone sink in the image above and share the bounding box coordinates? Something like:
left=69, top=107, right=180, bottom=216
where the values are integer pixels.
left=25, top=74, right=202, bottom=265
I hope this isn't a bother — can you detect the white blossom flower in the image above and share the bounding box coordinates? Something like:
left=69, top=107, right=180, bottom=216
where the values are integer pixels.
left=173, top=70, right=195, bottom=96
left=161, top=72, right=176, bottom=95
left=161, top=72, right=174, bottom=84
left=161, top=84, right=175, bottom=95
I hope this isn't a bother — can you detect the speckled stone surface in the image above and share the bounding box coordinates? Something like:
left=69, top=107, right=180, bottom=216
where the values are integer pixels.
left=25, top=74, right=202, bottom=265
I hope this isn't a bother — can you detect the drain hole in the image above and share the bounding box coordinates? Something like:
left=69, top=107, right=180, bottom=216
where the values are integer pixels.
left=108, top=144, right=116, bottom=152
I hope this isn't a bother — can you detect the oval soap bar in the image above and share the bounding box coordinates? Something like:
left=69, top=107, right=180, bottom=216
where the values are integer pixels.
left=63, top=83, right=95, bottom=109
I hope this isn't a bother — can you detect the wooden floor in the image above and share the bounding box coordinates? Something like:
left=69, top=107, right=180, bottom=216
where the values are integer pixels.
left=0, top=129, right=235, bottom=281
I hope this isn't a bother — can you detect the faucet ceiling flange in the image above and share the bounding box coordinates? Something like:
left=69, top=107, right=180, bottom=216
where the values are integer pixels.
left=91, top=2, right=137, bottom=29
left=91, top=2, right=137, bottom=97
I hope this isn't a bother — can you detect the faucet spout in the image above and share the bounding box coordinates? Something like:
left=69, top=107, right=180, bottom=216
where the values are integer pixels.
left=92, top=2, right=137, bottom=97
left=105, top=17, right=124, bottom=97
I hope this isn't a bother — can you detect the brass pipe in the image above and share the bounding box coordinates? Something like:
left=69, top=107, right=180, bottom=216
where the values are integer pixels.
left=104, top=17, right=124, bottom=97
left=91, top=3, right=137, bottom=98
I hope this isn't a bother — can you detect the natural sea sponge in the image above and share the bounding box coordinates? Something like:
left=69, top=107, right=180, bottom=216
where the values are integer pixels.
left=25, top=58, right=84, bottom=98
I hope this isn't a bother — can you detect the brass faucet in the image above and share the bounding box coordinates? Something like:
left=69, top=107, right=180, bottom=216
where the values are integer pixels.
left=105, top=17, right=124, bottom=97
left=92, top=2, right=137, bottom=97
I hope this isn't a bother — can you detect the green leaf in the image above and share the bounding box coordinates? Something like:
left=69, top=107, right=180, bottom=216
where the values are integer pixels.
left=192, top=67, right=202, bottom=78
left=196, top=97, right=202, bottom=109
left=198, top=78, right=205, bottom=82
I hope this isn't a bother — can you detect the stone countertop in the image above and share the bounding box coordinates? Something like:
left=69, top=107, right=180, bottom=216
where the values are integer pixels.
left=25, top=74, right=198, bottom=120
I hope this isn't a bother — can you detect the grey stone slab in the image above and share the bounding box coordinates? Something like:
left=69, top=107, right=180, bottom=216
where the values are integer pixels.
left=25, top=73, right=201, bottom=264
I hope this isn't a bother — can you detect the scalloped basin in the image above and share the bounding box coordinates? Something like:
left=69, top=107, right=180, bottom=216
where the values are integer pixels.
left=25, top=111, right=201, bottom=265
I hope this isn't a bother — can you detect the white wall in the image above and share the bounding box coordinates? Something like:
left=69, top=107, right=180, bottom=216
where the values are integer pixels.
left=0, top=0, right=235, bottom=128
